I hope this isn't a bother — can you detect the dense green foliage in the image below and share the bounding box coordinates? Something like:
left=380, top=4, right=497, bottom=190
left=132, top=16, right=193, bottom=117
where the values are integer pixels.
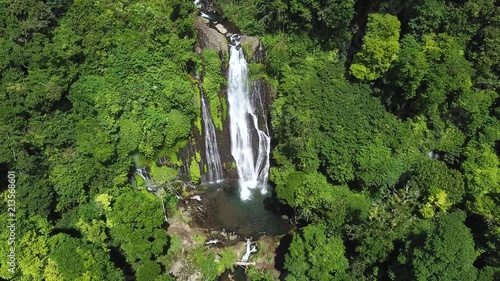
left=410, top=211, right=478, bottom=281
left=0, top=0, right=196, bottom=279
left=201, top=48, right=226, bottom=130
left=350, top=13, right=401, bottom=81
left=285, top=224, right=349, bottom=280
left=219, top=0, right=500, bottom=280
left=215, top=0, right=355, bottom=49
left=1, top=0, right=498, bottom=280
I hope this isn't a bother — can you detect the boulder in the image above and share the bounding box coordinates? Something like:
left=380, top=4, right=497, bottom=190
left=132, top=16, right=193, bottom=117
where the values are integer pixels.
left=215, top=23, right=227, bottom=34
left=194, top=16, right=228, bottom=55
left=240, top=36, right=260, bottom=57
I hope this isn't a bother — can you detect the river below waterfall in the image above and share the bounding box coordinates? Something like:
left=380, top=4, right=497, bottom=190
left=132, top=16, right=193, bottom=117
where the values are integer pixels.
left=194, top=181, right=291, bottom=237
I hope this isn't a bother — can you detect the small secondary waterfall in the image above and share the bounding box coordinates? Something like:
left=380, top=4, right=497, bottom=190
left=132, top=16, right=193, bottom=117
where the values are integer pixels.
left=250, top=80, right=271, bottom=184
left=200, top=87, right=224, bottom=183
left=227, top=34, right=271, bottom=200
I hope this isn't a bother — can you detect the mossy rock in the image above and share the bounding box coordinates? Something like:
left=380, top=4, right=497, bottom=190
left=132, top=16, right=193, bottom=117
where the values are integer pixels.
left=241, top=36, right=260, bottom=61
left=194, top=87, right=202, bottom=134
left=201, top=48, right=226, bottom=131
left=158, top=140, right=188, bottom=167
left=195, top=116, right=202, bottom=134
left=221, top=96, right=228, bottom=121
left=190, top=153, right=202, bottom=184
left=134, top=174, right=145, bottom=188
left=150, top=165, right=178, bottom=184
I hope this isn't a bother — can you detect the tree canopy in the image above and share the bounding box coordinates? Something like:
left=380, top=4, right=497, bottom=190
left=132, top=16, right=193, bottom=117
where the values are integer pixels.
left=0, top=0, right=499, bottom=280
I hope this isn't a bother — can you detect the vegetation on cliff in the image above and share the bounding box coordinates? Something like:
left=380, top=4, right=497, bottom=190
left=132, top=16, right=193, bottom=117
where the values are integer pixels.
left=0, top=0, right=498, bottom=280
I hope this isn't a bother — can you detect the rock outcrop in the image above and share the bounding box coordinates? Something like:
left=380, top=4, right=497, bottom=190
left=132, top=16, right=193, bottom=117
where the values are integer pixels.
left=240, top=35, right=260, bottom=58
left=194, top=16, right=227, bottom=55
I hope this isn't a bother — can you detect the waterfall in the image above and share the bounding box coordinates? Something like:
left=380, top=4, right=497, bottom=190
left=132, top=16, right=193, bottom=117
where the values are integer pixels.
left=200, top=87, right=224, bottom=183
left=227, top=34, right=271, bottom=200
left=250, top=80, right=271, bottom=184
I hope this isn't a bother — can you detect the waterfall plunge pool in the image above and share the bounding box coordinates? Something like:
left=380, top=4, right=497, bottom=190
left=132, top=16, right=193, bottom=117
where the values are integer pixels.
left=192, top=180, right=291, bottom=238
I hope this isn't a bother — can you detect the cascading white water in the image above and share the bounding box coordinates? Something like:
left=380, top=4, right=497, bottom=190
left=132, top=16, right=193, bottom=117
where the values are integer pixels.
left=251, top=80, right=271, bottom=184
left=227, top=35, right=271, bottom=200
left=200, top=88, right=224, bottom=183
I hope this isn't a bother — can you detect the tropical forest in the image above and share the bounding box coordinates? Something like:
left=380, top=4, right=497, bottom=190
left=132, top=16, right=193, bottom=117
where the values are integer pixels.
left=0, top=0, right=499, bottom=280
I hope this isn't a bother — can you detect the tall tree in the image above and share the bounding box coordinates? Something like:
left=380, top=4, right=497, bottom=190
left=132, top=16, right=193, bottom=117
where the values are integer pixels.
left=409, top=211, right=478, bottom=281
left=350, top=14, right=401, bottom=81
left=285, top=224, right=349, bottom=281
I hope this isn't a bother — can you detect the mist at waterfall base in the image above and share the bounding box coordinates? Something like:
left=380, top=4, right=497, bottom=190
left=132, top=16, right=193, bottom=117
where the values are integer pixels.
left=197, top=181, right=291, bottom=237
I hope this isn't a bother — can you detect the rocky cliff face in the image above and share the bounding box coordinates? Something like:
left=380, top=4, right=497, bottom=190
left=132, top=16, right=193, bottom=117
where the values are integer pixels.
left=194, top=15, right=262, bottom=58
left=194, top=16, right=227, bottom=55
left=181, top=10, right=274, bottom=185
